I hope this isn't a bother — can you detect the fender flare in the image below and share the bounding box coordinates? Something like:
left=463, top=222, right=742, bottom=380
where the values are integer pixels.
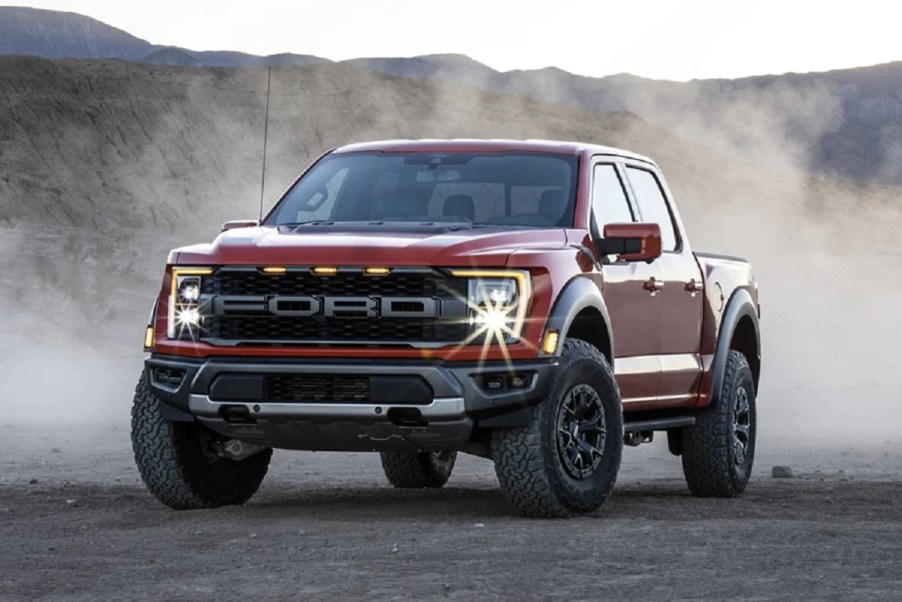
left=539, top=276, right=614, bottom=364
left=708, top=287, right=760, bottom=408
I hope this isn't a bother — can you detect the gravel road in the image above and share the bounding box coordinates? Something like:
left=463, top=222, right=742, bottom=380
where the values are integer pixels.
left=2, top=424, right=900, bottom=601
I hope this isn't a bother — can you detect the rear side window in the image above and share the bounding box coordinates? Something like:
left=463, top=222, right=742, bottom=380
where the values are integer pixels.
left=625, top=167, right=678, bottom=251
left=591, top=164, right=634, bottom=229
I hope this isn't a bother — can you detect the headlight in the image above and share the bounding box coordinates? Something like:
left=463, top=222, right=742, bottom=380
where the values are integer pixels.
left=168, top=267, right=213, bottom=339
left=451, top=270, right=531, bottom=343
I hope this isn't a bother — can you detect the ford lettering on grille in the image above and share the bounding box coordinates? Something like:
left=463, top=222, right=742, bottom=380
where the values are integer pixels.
left=207, top=295, right=439, bottom=319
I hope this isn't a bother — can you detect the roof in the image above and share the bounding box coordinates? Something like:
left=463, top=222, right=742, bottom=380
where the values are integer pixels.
left=332, top=139, right=655, bottom=164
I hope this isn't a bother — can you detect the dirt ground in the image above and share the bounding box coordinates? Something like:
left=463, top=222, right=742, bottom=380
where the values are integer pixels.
left=2, top=422, right=900, bottom=601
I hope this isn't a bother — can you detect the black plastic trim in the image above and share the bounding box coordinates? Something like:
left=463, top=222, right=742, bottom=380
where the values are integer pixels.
left=145, top=354, right=558, bottom=424
left=477, top=407, right=535, bottom=428
left=708, top=287, right=760, bottom=408
left=624, top=416, right=695, bottom=432
left=159, top=401, right=195, bottom=423
left=540, top=276, right=613, bottom=361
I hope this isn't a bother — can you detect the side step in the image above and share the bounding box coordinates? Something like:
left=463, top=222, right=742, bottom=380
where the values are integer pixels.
left=624, top=416, right=695, bottom=433
left=623, top=416, right=696, bottom=448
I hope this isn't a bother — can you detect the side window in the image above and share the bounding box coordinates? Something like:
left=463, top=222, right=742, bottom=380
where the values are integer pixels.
left=592, top=164, right=634, bottom=230
left=625, top=167, right=678, bottom=252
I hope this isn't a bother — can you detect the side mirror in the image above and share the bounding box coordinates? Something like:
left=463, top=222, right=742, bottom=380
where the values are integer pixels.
left=597, top=223, right=662, bottom=262
left=221, top=219, right=260, bottom=232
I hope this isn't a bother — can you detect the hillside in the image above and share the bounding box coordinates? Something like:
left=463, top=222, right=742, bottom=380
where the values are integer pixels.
left=0, top=6, right=154, bottom=59
left=4, top=8, right=902, bottom=184
left=0, top=6, right=328, bottom=67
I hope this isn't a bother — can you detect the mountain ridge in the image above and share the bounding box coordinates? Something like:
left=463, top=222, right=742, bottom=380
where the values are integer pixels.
left=4, top=6, right=902, bottom=183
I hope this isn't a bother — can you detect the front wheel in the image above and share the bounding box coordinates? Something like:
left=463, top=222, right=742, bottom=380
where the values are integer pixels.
left=131, top=373, right=272, bottom=509
left=681, top=350, right=757, bottom=497
left=492, top=339, right=623, bottom=518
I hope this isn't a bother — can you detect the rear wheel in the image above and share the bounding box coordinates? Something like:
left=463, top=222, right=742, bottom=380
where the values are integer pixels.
left=380, top=450, right=457, bottom=488
left=131, top=373, right=272, bottom=509
left=492, top=339, right=623, bottom=518
left=681, top=350, right=757, bottom=497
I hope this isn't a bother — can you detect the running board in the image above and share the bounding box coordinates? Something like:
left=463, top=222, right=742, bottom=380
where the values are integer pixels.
left=624, top=416, right=695, bottom=433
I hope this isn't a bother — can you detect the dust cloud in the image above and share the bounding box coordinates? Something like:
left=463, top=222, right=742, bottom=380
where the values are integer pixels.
left=643, top=82, right=902, bottom=449
left=0, top=58, right=899, bottom=459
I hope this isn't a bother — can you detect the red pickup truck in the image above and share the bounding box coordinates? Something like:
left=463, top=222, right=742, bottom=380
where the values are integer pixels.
left=132, top=139, right=761, bottom=518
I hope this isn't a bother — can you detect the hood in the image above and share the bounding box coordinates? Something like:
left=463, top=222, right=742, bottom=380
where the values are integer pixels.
left=171, top=225, right=569, bottom=268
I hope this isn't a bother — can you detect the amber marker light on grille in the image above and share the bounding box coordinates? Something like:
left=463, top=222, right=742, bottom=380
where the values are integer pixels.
left=262, top=266, right=287, bottom=275
left=311, top=266, right=338, bottom=276
left=144, top=326, right=155, bottom=351
left=172, top=267, right=214, bottom=277
left=542, top=330, right=560, bottom=355
left=364, top=267, right=391, bottom=276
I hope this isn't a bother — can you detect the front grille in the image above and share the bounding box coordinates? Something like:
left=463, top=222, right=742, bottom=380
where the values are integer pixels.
left=267, top=375, right=370, bottom=402
left=201, top=270, right=459, bottom=298
left=204, top=316, right=466, bottom=343
left=200, top=268, right=469, bottom=346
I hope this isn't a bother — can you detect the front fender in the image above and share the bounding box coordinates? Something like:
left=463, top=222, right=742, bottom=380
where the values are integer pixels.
left=538, top=276, right=613, bottom=364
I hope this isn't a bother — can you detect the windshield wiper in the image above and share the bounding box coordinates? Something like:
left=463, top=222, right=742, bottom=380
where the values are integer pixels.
left=364, top=220, right=473, bottom=230
left=278, top=220, right=334, bottom=232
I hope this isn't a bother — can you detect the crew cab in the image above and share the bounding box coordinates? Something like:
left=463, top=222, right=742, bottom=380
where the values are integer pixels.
left=132, top=139, right=761, bottom=517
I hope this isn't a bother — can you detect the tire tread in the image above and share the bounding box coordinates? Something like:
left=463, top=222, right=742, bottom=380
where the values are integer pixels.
left=131, top=374, right=271, bottom=509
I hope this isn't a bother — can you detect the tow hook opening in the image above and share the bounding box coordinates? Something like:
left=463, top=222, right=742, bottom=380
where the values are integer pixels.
left=387, top=408, right=427, bottom=427
left=220, top=405, right=257, bottom=424
left=218, top=439, right=268, bottom=461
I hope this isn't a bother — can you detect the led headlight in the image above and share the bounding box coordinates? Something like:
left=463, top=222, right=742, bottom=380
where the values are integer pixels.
left=451, top=270, right=530, bottom=343
left=168, top=267, right=212, bottom=339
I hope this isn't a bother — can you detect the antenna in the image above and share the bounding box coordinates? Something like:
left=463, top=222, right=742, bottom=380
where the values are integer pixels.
left=258, top=67, right=272, bottom=221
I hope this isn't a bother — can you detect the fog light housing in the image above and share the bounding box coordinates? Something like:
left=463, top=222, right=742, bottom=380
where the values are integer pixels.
left=484, top=376, right=505, bottom=391
left=152, top=367, right=185, bottom=388
left=509, top=374, right=529, bottom=389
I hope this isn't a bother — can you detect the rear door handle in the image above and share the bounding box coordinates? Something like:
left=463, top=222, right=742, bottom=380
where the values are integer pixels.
left=643, top=277, right=665, bottom=295
left=684, top=279, right=704, bottom=296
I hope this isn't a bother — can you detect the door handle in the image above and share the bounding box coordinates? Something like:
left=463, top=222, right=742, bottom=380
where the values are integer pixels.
left=643, top=277, right=665, bottom=295
left=684, top=279, right=704, bottom=296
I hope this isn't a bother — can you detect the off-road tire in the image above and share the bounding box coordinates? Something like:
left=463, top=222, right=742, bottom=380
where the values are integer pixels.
left=131, top=373, right=272, bottom=509
left=492, top=339, right=623, bottom=518
left=681, top=350, right=756, bottom=497
left=380, top=451, right=457, bottom=488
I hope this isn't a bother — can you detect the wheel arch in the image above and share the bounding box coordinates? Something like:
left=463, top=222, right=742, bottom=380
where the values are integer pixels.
left=708, top=287, right=760, bottom=407
left=540, top=277, right=614, bottom=366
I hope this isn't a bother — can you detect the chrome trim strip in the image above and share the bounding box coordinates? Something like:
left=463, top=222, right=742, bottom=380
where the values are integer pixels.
left=188, top=394, right=467, bottom=421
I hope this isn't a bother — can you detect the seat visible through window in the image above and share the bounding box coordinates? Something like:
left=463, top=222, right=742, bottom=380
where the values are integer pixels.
left=538, top=189, right=565, bottom=225
left=442, top=194, right=475, bottom=221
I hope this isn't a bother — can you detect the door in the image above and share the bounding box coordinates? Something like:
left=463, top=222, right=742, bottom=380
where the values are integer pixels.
left=624, top=165, right=704, bottom=405
left=591, top=162, right=663, bottom=404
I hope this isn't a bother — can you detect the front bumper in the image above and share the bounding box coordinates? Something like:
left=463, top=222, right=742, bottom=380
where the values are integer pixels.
left=145, top=354, right=558, bottom=452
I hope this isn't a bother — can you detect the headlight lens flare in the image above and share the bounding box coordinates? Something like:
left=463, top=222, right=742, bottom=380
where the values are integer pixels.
left=451, top=270, right=530, bottom=344
left=168, top=268, right=211, bottom=339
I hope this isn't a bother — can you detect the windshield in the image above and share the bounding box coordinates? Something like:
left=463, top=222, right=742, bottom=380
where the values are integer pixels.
left=265, top=152, right=579, bottom=229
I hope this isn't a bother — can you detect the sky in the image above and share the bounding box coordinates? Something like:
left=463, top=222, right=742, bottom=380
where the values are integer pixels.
left=13, top=0, right=902, bottom=81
